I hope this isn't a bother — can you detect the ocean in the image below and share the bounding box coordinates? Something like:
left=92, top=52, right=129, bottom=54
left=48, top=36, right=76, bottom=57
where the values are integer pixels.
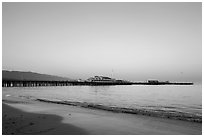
left=2, top=84, right=202, bottom=122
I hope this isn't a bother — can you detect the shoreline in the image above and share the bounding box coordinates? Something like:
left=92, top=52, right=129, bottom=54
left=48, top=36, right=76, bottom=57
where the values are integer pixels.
left=35, top=98, right=201, bottom=123
left=2, top=97, right=202, bottom=135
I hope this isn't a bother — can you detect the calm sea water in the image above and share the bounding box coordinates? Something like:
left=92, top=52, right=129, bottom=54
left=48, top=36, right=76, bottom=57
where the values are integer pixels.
left=2, top=84, right=202, bottom=120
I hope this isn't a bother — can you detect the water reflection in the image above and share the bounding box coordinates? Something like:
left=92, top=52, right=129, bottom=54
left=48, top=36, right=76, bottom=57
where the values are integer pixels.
left=88, top=86, right=111, bottom=93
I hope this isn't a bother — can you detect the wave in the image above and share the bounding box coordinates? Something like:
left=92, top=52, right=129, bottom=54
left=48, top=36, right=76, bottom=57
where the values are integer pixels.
left=36, top=98, right=202, bottom=123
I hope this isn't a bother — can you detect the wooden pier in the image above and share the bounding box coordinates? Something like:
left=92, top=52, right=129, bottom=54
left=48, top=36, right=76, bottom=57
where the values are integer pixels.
left=2, top=80, right=193, bottom=87
left=2, top=80, right=133, bottom=87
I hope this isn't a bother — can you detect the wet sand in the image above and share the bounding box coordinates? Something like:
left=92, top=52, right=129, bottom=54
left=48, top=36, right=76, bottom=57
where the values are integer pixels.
left=2, top=97, right=202, bottom=135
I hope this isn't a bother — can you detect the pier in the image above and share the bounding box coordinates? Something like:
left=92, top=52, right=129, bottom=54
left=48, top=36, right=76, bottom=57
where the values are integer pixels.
left=2, top=80, right=193, bottom=87
left=2, top=80, right=133, bottom=87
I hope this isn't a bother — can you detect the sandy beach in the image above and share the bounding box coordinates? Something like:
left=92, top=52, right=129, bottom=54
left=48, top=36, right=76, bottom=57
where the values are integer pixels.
left=2, top=96, right=202, bottom=135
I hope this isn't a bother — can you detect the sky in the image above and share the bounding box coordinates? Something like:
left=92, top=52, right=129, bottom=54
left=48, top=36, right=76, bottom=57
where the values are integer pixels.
left=2, top=2, right=202, bottom=82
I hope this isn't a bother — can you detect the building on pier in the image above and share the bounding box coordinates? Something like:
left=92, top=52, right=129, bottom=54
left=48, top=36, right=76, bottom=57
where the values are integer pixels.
left=86, top=76, right=116, bottom=82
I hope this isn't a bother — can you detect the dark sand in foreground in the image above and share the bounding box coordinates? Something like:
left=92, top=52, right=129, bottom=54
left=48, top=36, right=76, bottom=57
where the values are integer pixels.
left=2, top=103, right=87, bottom=135
left=2, top=97, right=202, bottom=135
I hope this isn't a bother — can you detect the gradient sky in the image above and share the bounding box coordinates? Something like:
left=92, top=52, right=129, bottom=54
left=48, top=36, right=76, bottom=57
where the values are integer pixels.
left=2, top=2, right=202, bottom=82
